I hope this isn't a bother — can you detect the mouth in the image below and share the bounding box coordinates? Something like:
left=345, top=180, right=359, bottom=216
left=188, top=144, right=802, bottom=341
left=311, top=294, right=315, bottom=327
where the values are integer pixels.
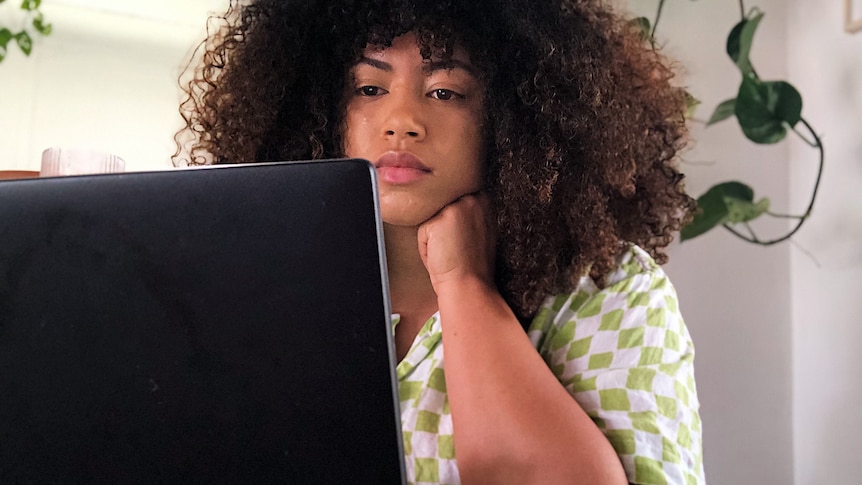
left=375, top=151, right=431, bottom=171
left=374, top=151, right=431, bottom=184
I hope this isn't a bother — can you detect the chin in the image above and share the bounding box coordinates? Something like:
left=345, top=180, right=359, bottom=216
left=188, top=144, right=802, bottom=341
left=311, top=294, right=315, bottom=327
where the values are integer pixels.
left=379, top=204, right=441, bottom=228
left=380, top=212, right=432, bottom=228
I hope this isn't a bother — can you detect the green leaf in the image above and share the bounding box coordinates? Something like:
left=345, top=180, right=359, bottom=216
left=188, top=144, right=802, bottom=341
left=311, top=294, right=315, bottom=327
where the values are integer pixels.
left=715, top=181, right=754, bottom=201
left=33, top=13, right=52, bottom=36
left=15, top=31, right=32, bottom=56
left=20, top=0, right=40, bottom=11
left=630, top=17, right=652, bottom=41
left=682, top=184, right=736, bottom=241
left=726, top=11, right=764, bottom=76
left=726, top=21, right=745, bottom=61
left=681, top=181, right=755, bottom=241
left=707, top=98, right=736, bottom=126
left=0, top=28, right=9, bottom=62
left=770, top=81, right=803, bottom=126
left=0, top=28, right=12, bottom=47
left=684, top=91, right=701, bottom=119
left=724, top=196, right=770, bottom=224
left=735, top=76, right=803, bottom=144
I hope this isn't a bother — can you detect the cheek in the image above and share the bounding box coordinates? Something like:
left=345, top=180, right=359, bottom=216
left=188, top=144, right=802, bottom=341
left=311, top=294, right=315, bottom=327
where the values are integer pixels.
left=460, top=124, right=486, bottom=188
left=343, top=110, right=371, bottom=157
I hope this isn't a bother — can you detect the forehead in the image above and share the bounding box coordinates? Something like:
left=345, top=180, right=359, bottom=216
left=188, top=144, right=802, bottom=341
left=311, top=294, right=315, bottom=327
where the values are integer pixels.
left=365, top=32, right=466, bottom=55
left=355, top=33, right=476, bottom=75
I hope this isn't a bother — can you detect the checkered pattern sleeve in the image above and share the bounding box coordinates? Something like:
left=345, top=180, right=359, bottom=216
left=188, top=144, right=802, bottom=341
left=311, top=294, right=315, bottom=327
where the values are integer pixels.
left=527, top=246, right=705, bottom=484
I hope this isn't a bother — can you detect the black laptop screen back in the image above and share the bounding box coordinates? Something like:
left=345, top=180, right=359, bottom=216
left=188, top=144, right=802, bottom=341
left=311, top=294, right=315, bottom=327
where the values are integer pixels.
left=0, top=160, right=404, bottom=483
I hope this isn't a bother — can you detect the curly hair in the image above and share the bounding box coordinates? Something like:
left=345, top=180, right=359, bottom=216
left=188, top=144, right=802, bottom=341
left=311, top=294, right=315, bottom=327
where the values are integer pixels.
left=174, top=0, right=696, bottom=323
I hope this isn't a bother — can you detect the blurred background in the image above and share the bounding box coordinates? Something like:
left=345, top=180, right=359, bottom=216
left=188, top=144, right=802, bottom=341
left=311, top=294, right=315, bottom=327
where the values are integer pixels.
left=1, top=0, right=860, bottom=483
left=0, top=0, right=223, bottom=172
left=624, top=1, right=862, bottom=484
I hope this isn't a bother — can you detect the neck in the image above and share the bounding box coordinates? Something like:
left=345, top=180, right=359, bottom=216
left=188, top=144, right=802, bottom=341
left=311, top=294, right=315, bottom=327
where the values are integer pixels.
left=384, top=223, right=437, bottom=317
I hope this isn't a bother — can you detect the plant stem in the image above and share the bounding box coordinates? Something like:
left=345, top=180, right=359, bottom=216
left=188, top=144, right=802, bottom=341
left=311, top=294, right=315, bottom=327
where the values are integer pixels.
left=739, top=0, right=746, bottom=18
left=723, top=223, right=759, bottom=243
left=651, top=0, right=666, bottom=40
left=722, top=117, right=824, bottom=245
left=792, top=125, right=818, bottom=147
left=766, top=211, right=805, bottom=220
left=794, top=117, right=824, bottom=220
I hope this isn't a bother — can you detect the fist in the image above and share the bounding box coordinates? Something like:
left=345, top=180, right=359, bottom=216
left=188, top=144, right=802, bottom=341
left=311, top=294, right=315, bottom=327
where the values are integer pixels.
left=417, top=194, right=496, bottom=292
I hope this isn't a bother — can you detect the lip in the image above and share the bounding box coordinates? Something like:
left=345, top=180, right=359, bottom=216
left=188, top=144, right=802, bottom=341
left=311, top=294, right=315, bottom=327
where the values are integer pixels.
left=374, top=151, right=431, bottom=185
left=374, top=151, right=431, bottom=171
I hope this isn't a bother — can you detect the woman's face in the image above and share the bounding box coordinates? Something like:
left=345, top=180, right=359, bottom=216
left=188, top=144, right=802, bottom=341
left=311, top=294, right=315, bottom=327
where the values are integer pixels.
left=343, top=33, right=486, bottom=227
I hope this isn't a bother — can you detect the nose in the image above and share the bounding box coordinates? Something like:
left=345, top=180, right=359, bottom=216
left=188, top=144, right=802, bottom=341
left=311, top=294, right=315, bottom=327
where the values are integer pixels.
left=381, top=91, right=426, bottom=142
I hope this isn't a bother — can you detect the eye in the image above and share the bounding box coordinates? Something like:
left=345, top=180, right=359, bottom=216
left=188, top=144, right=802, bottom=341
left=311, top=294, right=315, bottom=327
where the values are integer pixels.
left=357, top=85, right=385, bottom=96
left=429, top=88, right=463, bottom=101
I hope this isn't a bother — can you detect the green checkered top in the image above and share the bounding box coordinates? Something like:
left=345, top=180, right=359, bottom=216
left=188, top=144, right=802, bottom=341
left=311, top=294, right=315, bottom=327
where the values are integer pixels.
left=395, top=244, right=704, bottom=484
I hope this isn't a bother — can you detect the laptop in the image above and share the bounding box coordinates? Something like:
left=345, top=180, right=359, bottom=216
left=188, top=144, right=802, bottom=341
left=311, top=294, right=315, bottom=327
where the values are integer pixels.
left=0, top=159, right=405, bottom=484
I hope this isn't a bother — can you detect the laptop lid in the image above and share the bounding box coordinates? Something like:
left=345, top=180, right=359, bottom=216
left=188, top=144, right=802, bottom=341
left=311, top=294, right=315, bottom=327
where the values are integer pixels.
left=0, top=159, right=405, bottom=484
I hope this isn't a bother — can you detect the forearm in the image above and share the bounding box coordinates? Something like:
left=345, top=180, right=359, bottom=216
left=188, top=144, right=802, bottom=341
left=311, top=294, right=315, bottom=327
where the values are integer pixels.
left=436, top=276, right=627, bottom=485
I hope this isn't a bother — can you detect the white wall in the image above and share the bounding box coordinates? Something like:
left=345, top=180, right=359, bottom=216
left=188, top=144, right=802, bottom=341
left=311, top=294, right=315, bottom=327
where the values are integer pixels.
left=0, top=0, right=226, bottom=173
left=788, top=2, right=862, bottom=484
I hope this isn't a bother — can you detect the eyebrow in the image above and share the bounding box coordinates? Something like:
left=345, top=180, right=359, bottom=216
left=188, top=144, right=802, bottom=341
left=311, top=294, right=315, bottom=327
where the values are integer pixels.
left=355, top=56, right=478, bottom=77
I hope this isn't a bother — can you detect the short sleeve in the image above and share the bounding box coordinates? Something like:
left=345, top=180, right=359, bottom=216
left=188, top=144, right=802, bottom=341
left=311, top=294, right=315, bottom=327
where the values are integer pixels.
left=527, top=247, right=705, bottom=485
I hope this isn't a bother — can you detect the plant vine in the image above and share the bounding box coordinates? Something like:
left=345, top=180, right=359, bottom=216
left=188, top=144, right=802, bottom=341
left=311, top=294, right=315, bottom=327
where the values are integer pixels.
left=634, top=0, right=825, bottom=244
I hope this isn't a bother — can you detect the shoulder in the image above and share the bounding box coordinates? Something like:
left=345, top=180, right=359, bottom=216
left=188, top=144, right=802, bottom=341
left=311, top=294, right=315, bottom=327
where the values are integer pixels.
left=526, top=244, right=704, bottom=484
left=606, top=243, right=666, bottom=286
left=527, top=244, right=682, bottom=352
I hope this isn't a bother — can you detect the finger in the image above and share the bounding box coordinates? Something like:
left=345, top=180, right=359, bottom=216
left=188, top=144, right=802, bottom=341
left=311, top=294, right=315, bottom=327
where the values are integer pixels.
left=417, top=222, right=430, bottom=266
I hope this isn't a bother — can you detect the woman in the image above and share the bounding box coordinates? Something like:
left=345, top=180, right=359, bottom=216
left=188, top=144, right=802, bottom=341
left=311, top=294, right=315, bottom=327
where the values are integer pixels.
left=175, top=0, right=704, bottom=483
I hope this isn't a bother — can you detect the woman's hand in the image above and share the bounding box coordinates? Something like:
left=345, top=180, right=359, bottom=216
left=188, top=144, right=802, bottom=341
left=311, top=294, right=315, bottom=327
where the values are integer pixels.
left=416, top=193, right=496, bottom=293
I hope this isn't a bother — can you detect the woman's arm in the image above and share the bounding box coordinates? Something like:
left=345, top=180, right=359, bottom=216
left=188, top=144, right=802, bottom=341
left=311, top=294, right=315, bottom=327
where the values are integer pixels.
left=418, top=194, right=628, bottom=485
